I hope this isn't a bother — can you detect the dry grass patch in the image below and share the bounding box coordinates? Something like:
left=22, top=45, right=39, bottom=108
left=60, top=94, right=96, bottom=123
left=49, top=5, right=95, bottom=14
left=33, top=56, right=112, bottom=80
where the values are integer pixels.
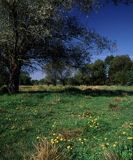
left=104, top=151, right=121, bottom=160
left=71, top=110, right=94, bottom=119
left=60, top=128, right=83, bottom=140
left=30, top=139, right=67, bottom=160
left=113, top=97, right=123, bottom=103
left=109, top=103, right=121, bottom=111
left=82, top=110, right=94, bottom=118
left=80, top=86, right=100, bottom=91
left=122, top=122, right=133, bottom=129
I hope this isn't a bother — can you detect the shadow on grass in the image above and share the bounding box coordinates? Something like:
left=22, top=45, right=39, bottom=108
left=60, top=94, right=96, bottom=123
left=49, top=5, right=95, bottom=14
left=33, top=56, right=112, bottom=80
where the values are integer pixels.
left=19, top=87, right=133, bottom=97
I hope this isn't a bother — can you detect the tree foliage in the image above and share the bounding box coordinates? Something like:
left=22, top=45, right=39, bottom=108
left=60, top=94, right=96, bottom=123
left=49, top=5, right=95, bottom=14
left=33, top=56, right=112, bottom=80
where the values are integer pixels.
left=20, top=71, right=32, bottom=85
left=108, top=55, right=133, bottom=84
left=71, top=55, right=133, bottom=85
left=74, top=60, right=106, bottom=85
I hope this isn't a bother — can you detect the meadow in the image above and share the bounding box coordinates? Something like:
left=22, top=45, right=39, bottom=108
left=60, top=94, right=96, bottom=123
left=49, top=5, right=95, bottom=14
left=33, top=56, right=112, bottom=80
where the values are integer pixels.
left=0, top=85, right=133, bottom=160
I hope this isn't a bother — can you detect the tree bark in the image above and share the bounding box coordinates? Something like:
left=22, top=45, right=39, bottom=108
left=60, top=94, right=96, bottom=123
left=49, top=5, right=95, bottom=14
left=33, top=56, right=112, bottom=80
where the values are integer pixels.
left=7, top=3, right=21, bottom=94
left=8, top=64, right=21, bottom=94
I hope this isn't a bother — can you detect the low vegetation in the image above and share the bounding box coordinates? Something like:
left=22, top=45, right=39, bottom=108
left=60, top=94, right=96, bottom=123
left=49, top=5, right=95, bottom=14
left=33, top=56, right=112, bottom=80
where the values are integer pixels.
left=0, top=85, right=133, bottom=160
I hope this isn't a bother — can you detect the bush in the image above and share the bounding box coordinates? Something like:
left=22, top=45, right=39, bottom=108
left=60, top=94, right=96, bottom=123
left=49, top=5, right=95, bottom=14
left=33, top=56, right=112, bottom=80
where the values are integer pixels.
left=0, top=86, right=9, bottom=94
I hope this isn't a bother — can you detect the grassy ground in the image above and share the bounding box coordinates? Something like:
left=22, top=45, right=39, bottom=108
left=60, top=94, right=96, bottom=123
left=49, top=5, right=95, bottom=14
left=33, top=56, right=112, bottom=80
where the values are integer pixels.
left=0, top=85, right=133, bottom=160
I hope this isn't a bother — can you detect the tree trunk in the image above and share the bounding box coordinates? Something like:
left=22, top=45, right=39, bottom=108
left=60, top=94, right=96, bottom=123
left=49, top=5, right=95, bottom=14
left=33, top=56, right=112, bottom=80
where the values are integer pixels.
left=61, top=80, right=65, bottom=86
left=53, top=80, right=57, bottom=86
left=8, top=64, right=21, bottom=94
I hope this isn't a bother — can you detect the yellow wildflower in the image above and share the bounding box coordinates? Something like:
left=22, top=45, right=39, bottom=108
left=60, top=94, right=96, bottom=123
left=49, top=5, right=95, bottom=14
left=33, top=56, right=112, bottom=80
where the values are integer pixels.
left=100, top=144, right=106, bottom=149
left=60, top=137, right=63, bottom=141
left=113, top=144, right=116, bottom=147
left=127, top=137, right=133, bottom=140
left=106, top=143, right=109, bottom=146
left=67, top=146, right=71, bottom=149
left=54, top=139, right=59, bottom=143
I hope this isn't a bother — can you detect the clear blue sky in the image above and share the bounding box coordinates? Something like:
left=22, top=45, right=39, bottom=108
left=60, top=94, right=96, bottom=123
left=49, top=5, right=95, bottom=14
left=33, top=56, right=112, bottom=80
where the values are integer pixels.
left=31, top=3, right=133, bottom=80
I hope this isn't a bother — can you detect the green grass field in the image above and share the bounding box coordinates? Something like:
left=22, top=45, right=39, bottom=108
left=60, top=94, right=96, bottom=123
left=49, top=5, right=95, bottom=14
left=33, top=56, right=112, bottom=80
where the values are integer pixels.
left=0, top=86, right=133, bottom=160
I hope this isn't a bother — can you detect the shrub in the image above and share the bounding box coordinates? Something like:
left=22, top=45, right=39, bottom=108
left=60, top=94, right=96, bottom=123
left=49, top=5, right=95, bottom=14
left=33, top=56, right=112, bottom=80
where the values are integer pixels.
left=0, top=86, right=9, bottom=94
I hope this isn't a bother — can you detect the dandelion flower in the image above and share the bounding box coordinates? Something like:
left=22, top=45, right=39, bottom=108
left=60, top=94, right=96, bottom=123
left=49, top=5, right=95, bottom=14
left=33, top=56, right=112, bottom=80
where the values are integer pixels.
left=113, top=144, right=116, bottom=147
left=67, top=146, right=71, bottom=149
left=100, top=144, right=106, bottom=149
left=60, top=137, right=63, bottom=141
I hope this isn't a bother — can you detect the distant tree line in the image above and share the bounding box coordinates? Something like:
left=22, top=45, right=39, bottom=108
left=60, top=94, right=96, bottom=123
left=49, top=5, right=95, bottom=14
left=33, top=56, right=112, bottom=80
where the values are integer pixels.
left=42, top=55, right=133, bottom=86
left=1, top=55, right=132, bottom=87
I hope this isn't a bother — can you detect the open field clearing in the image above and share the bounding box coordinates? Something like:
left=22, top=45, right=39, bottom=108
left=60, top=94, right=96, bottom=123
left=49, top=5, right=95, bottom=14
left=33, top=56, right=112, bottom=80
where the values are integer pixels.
left=0, top=86, right=133, bottom=160
left=20, top=85, right=133, bottom=92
